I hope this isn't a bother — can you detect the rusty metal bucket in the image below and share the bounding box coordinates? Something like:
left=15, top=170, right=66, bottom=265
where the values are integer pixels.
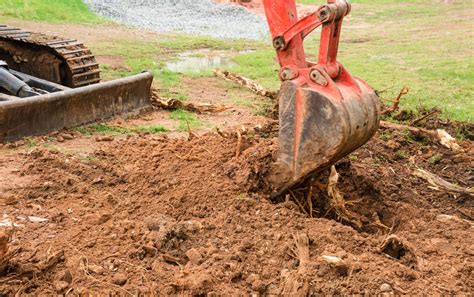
left=262, top=0, right=380, bottom=193
left=0, top=71, right=153, bottom=143
left=268, top=73, right=380, bottom=193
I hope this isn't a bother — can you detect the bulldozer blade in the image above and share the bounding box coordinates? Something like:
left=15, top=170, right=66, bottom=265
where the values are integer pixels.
left=0, top=71, right=153, bottom=143
left=269, top=80, right=380, bottom=194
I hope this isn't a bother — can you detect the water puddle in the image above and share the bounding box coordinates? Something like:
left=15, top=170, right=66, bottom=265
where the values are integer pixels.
left=166, top=49, right=251, bottom=73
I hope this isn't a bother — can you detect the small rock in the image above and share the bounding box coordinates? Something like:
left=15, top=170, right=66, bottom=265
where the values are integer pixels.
left=95, top=136, right=114, bottom=142
left=4, top=196, right=17, bottom=205
left=147, top=221, right=161, bottom=231
left=88, top=264, right=104, bottom=275
left=436, top=214, right=462, bottom=223
left=251, top=279, right=265, bottom=292
left=143, top=245, right=158, bottom=257
left=320, top=255, right=349, bottom=276
left=113, top=273, right=128, bottom=286
left=246, top=273, right=259, bottom=285
left=61, top=133, right=74, bottom=140
left=380, top=283, right=392, bottom=292
left=28, top=216, right=49, bottom=223
left=321, top=255, right=342, bottom=264
left=43, top=181, right=53, bottom=188
left=97, top=213, right=112, bottom=224
left=186, top=248, right=203, bottom=265
left=54, top=280, right=69, bottom=293
left=92, top=177, right=103, bottom=184
left=56, top=135, right=65, bottom=142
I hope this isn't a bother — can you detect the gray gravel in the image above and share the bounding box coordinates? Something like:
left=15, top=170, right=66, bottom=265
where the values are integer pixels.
left=84, top=0, right=269, bottom=40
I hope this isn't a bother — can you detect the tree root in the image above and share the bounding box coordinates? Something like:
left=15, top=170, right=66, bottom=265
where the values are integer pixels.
left=380, top=121, right=461, bottom=152
left=280, top=233, right=310, bottom=296
left=327, top=166, right=363, bottom=230
left=413, top=168, right=473, bottom=196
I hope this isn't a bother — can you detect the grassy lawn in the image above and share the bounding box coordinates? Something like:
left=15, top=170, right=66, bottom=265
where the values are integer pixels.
left=92, top=36, right=250, bottom=99
left=0, top=0, right=103, bottom=23
left=236, top=0, right=473, bottom=122
left=0, top=0, right=472, bottom=122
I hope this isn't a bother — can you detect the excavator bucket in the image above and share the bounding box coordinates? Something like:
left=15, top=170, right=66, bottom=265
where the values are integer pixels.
left=0, top=25, right=153, bottom=143
left=263, top=0, right=380, bottom=192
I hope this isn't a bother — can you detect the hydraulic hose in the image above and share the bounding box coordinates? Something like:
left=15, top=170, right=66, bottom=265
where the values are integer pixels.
left=0, top=63, right=41, bottom=97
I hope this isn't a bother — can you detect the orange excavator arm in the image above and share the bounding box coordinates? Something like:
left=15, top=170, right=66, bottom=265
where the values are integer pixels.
left=262, top=0, right=380, bottom=193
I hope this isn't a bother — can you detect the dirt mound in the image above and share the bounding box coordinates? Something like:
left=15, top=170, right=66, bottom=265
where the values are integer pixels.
left=1, top=124, right=473, bottom=294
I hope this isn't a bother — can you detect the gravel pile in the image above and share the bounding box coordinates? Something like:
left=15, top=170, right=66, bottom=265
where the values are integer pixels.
left=84, top=0, right=269, bottom=40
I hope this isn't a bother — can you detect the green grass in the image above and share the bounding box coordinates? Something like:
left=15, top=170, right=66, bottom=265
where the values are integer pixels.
left=75, top=124, right=168, bottom=136
left=0, top=0, right=103, bottom=23
left=232, top=1, right=474, bottom=122
left=169, top=109, right=202, bottom=131
left=233, top=96, right=273, bottom=116
left=2, top=0, right=472, bottom=122
left=92, top=36, right=254, bottom=100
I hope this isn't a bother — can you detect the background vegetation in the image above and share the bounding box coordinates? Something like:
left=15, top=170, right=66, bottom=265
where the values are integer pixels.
left=1, top=0, right=472, bottom=121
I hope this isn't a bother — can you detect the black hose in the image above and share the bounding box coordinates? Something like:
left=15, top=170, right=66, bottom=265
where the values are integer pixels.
left=0, top=66, right=41, bottom=97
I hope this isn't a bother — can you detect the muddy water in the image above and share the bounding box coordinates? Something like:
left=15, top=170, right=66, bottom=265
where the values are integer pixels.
left=166, top=49, right=252, bottom=73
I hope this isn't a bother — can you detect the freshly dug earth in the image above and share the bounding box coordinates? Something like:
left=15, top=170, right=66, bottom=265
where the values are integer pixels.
left=0, top=123, right=473, bottom=295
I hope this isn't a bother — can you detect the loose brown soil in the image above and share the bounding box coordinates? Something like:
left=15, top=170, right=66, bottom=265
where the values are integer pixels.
left=0, top=118, right=472, bottom=295
left=1, top=14, right=473, bottom=296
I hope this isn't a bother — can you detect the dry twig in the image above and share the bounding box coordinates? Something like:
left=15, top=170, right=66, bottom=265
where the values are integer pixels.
left=380, top=121, right=461, bottom=151
left=380, top=86, right=409, bottom=115
left=152, top=91, right=228, bottom=113
left=213, top=68, right=277, bottom=99
left=413, top=168, right=473, bottom=196
left=410, top=109, right=440, bottom=126
left=235, top=130, right=242, bottom=158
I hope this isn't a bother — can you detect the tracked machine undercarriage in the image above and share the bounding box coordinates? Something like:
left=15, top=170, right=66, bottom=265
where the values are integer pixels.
left=0, top=24, right=153, bottom=143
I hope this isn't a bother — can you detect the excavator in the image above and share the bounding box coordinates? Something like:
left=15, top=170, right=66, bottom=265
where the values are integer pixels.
left=0, top=0, right=379, bottom=192
left=0, top=25, right=153, bottom=143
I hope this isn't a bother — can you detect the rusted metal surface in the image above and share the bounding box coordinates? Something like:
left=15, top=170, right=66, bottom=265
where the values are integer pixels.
left=268, top=80, right=380, bottom=193
left=263, top=0, right=380, bottom=192
left=0, top=71, right=153, bottom=143
left=0, top=24, right=100, bottom=88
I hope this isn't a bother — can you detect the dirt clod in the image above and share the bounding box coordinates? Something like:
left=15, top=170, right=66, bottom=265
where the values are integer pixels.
left=380, top=283, right=393, bottom=292
left=95, top=135, right=114, bottom=142
left=113, top=273, right=128, bottom=286
left=0, top=230, right=10, bottom=258
left=54, top=280, right=69, bottom=293
left=87, top=264, right=105, bottom=275
left=0, top=120, right=472, bottom=294
left=186, top=248, right=203, bottom=265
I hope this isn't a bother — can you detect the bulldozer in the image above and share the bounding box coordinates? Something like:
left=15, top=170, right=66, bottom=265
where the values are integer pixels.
left=0, top=0, right=379, bottom=193
left=0, top=24, right=153, bottom=143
